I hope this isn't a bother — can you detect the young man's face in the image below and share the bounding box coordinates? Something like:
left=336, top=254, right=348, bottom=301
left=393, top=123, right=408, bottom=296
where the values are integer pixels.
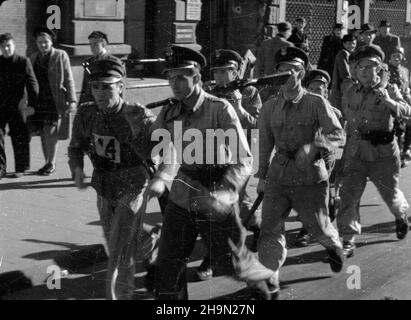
left=91, top=81, right=123, bottom=111
left=389, top=53, right=403, bottom=67
left=296, top=21, right=306, bottom=31
left=283, top=29, right=292, bottom=39
left=36, top=35, right=53, bottom=55
left=213, top=67, right=237, bottom=86
left=343, top=39, right=357, bottom=52
left=307, top=80, right=328, bottom=98
left=167, top=69, right=198, bottom=101
left=361, top=32, right=375, bottom=45
left=333, top=28, right=342, bottom=38
left=276, top=63, right=303, bottom=92
left=89, top=38, right=106, bottom=57
left=0, top=39, right=15, bottom=58
left=355, top=59, right=380, bottom=86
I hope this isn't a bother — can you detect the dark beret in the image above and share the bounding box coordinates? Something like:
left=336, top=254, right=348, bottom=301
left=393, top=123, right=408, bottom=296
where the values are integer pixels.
left=210, top=49, right=242, bottom=70
left=305, top=69, right=331, bottom=86
left=89, top=56, right=125, bottom=83
left=163, top=45, right=206, bottom=72
left=275, top=46, right=309, bottom=69
left=277, top=22, right=292, bottom=32
left=88, top=31, right=109, bottom=43
left=0, top=33, right=13, bottom=43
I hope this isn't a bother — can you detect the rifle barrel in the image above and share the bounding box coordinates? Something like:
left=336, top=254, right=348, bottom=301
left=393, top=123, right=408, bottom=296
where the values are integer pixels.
left=145, top=98, right=177, bottom=109
left=122, top=58, right=166, bottom=64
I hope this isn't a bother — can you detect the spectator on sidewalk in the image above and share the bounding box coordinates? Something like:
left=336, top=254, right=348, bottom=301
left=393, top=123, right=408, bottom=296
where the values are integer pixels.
left=0, top=33, right=38, bottom=179
left=288, top=17, right=309, bottom=53
left=318, top=23, right=343, bottom=82
left=329, top=33, right=357, bottom=110
left=374, top=20, right=401, bottom=63
left=400, top=22, right=411, bottom=71
left=30, top=27, right=77, bottom=176
left=357, top=23, right=378, bottom=48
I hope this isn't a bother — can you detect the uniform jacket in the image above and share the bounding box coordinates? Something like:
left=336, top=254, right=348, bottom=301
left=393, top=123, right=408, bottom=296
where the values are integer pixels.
left=0, top=54, right=38, bottom=109
left=330, top=48, right=353, bottom=109
left=288, top=28, right=309, bottom=52
left=209, top=85, right=262, bottom=131
left=317, top=35, right=342, bottom=79
left=30, top=47, right=77, bottom=115
left=389, top=64, right=411, bottom=104
left=79, top=53, right=118, bottom=104
left=256, top=88, right=345, bottom=186
left=151, top=88, right=253, bottom=212
left=342, top=82, right=411, bottom=162
left=400, top=36, right=411, bottom=70
left=256, top=35, right=294, bottom=77
left=68, top=99, right=155, bottom=199
left=373, top=34, right=401, bottom=63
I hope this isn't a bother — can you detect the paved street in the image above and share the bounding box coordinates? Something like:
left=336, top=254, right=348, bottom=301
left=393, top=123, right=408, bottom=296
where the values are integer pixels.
left=1, top=132, right=411, bottom=300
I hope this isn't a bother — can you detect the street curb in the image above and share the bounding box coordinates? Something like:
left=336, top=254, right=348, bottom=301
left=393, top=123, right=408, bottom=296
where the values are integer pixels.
left=0, top=244, right=108, bottom=299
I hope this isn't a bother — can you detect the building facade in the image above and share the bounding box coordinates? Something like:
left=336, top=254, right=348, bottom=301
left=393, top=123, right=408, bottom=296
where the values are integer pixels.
left=1, top=0, right=411, bottom=83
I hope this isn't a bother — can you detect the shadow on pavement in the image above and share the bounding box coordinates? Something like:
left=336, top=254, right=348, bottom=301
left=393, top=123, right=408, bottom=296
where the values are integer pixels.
left=0, top=178, right=90, bottom=190
left=21, top=241, right=108, bottom=274
left=212, top=275, right=332, bottom=300
left=362, top=217, right=411, bottom=234
left=0, top=271, right=33, bottom=299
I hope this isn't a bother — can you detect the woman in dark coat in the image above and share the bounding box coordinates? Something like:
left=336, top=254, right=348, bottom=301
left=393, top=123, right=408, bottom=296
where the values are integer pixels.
left=30, top=27, right=77, bottom=175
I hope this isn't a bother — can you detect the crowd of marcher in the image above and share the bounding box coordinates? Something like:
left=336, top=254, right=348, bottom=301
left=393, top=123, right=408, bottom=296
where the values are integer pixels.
left=1, top=18, right=410, bottom=300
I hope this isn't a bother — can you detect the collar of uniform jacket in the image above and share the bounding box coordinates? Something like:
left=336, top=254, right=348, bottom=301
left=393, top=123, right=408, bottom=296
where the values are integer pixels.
left=278, top=87, right=306, bottom=109
left=166, top=88, right=206, bottom=120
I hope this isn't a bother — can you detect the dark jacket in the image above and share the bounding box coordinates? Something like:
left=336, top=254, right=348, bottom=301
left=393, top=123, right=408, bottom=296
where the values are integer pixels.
left=30, top=47, right=77, bottom=115
left=317, top=35, right=342, bottom=80
left=256, top=35, right=294, bottom=77
left=374, top=33, right=401, bottom=63
left=0, top=54, right=38, bottom=109
left=330, top=48, right=352, bottom=109
left=288, top=28, right=309, bottom=52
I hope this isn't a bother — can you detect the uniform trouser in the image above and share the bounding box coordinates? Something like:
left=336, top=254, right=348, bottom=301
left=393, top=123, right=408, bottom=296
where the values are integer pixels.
left=155, top=201, right=245, bottom=300
left=0, top=109, right=30, bottom=173
left=403, top=123, right=411, bottom=151
left=200, top=176, right=258, bottom=270
left=258, top=180, right=342, bottom=273
left=97, top=190, right=148, bottom=300
left=337, top=157, right=409, bottom=242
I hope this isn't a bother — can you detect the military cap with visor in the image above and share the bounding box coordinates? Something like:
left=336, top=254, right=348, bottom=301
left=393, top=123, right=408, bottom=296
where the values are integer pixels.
left=163, top=45, right=206, bottom=73
left=275, top=46, right=309, bottom=69
left=89, top=56, right=125, bottom=83
left=351, top=45, right=385, bottom=64
left=210, top=49, right=242, bottom=70
left=305, top=69, right=331, bottom=86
